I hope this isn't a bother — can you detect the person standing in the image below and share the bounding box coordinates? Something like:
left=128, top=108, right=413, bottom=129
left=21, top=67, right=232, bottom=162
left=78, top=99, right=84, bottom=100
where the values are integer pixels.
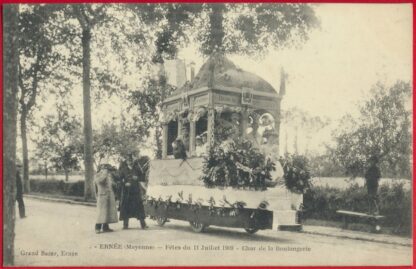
left=195, top=136, right=207, bottom=157
left=16, top=162, right=26, bottom=218
left=118, top=155, right=148, bottom=229
left=94, top=164, right=118, bottom=233
left=364, top=156, right=381, bottom=215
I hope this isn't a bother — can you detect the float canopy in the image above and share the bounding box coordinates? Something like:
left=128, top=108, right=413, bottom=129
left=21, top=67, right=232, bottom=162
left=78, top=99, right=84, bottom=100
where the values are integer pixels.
left=162, top=53, right=283, bottom=123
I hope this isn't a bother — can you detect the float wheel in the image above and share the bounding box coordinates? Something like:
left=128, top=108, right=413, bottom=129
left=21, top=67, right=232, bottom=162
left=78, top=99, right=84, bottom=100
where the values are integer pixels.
left=189, top=221, right=206, bottom=233
left=156, top=216, right=168, bottom=226
left=244, top=228, right=259, bottom=234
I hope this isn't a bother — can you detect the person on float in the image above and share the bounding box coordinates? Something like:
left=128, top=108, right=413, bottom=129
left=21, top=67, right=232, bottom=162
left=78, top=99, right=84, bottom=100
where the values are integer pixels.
left=195, top=135, right=207, bottom=157
left=172, top=138, right=187, bottom=160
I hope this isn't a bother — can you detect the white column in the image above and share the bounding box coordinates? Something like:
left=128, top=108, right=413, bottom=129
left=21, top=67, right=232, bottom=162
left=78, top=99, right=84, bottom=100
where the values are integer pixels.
left=177, top=118, right=183, bottom=138
left=162, top=123, right=168, bottom=159
left=189, top=120, right=196, bottom=156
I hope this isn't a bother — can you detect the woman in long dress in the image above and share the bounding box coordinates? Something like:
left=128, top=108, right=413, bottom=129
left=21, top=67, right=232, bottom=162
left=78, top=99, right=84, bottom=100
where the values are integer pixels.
left=94, top=164, right=118, bottom=233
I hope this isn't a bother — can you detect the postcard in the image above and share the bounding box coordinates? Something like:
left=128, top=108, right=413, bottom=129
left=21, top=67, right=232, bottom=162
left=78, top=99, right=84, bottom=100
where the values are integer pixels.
left=2, top=3, right=412, bottom=266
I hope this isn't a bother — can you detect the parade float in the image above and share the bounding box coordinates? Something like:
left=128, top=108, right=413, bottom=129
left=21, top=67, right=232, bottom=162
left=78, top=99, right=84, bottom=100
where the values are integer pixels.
left=144, top=54, right=302, bottom=233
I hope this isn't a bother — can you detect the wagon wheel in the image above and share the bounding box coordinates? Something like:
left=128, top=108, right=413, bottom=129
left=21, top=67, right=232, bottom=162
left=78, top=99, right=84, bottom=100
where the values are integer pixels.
left=189, top=221, right=206, bottom=233
left=156, top=216, right=168, bottom=226
left=244, top=228, right=259, bottom=234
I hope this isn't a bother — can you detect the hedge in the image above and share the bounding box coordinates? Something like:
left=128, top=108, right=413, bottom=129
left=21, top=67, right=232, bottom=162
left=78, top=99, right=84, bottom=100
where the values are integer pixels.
left=30, top=179, right=84, bottom=197
left=303, top=182, right=412, bottom=236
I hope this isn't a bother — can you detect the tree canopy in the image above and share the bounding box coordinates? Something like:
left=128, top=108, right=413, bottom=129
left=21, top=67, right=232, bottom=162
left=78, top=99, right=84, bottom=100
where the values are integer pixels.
left=33, top=103, right=82, bottom=181
left=332, top=81, right=412, bottom=179
left=196, top=3, right=319, bottom=56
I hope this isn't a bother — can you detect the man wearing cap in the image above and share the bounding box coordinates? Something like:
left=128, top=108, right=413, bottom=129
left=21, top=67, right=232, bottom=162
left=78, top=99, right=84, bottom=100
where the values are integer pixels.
left=118, top=155, right=148, bottom=229
left=16, top=162, right=26, bottom=218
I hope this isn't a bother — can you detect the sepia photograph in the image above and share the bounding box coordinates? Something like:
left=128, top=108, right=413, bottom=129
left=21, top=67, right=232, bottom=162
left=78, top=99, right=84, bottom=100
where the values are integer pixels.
left=2, top=2, right=413, bottom=266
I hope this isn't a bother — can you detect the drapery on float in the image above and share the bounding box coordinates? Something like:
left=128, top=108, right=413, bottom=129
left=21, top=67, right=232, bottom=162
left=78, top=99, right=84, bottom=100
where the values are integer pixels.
left=145, top=53, right=302, bottom=233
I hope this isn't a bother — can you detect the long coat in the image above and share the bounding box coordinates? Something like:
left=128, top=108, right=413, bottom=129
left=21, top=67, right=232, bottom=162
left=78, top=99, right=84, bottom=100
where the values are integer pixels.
left=118, top=161, right=146, bottom=220
left=94, top=170, right=118, bottom=224
left=16, top=171, right=23, bottom=200
left=365, top=165, right=381, bottom=196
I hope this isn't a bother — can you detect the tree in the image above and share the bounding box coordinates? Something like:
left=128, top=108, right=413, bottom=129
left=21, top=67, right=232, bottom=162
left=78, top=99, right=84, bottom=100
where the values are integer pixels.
left=127, top=4, right=203, bottom=158
left=92, top=121, right=143, bottom=166
left=128, top=77, right=175, bottom=158
left=3, top=4, right=20, bottom=265
left=70, top=4, right=155, bottom=198
left=32, top=141, right=53, bottom=180
left=303, top=115, right=330, bottom=155
left=18, top=5, right=67, bottom=192
left=33, top=104, right=82, bottom=182
left=196, top=3, right=319, bottom=56
left=132, top=3, right=318, bottom=60
left=92, top=123, right=118, bottom=167
left=281, top=107, right=307, bottom=154
left=333, top=81, right=412, bottom=179
left=72, top=4, right=108, bottom=200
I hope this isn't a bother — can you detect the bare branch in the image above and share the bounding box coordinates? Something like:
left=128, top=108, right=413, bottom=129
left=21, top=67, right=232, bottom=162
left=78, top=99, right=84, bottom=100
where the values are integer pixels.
left=72, top=5, right=89, bottom=29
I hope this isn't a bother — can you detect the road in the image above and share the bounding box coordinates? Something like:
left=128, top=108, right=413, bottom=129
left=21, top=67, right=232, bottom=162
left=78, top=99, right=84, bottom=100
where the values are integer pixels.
left=14, top=198, right=412, bottom=266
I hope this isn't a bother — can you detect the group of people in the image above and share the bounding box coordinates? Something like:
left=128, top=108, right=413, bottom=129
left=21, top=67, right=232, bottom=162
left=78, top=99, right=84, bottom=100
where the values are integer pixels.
left=94, top=155, right=150, bottom=234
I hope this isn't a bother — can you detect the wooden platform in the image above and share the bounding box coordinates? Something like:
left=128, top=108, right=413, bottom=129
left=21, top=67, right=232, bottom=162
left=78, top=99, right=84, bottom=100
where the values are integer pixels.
left=336, top=210, right=385, bottom=219
left=336, top=210, right=385, bottom=232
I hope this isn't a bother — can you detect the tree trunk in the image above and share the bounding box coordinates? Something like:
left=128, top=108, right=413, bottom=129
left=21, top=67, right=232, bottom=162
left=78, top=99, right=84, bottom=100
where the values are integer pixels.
left=44, top=161, right=48, bottom=180
left=20, top=111, right=30, bottom=193
left=64, top=169, right=69, bottom=182
left=155, top=61, right=166, bottom=159
left=81, top=28, right=95, bottom=201
left=208, top=4, right=225, bottom=53
left=3, top=4, right=19, bottom=265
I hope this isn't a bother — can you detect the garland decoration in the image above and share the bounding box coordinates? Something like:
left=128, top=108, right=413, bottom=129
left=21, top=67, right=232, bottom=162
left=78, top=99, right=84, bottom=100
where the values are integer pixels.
left=201, top=137, right=275, bottom=190
left=279, top=154, right=312, bottom=194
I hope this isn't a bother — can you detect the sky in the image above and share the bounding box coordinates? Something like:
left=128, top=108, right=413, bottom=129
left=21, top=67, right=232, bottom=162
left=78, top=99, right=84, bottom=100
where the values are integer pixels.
left=27, top=3, right=413, bottom=160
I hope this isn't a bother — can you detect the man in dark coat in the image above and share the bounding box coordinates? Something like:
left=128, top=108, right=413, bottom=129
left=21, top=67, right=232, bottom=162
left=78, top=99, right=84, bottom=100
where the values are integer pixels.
left=118, top=155, right=148, bottom=229
left=364, top=156, right=381, bottom=215
left=16, top=163, right=26, bottom=218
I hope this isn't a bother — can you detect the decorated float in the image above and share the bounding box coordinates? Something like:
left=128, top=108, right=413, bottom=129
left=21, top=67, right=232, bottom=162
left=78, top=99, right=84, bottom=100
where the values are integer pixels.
left=145, top=53, right=302, bottom=233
